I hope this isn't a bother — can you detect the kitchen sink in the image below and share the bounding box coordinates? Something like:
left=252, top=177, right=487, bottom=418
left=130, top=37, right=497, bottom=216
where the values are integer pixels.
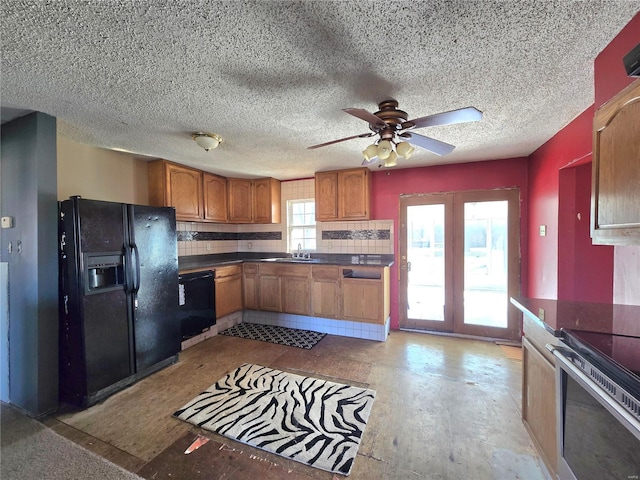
left=262, top=257, right=320, bottom=263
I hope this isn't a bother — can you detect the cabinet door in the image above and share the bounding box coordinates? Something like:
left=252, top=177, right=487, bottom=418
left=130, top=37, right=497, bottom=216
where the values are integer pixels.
left=312, top=280, right=339, bottom=318
left=148, top=160, right=204, bottom=221
left=522, top=338, right=558, bottom=477
left=259, top=275, right=282, bottom=312
left=215, top=275, right=242, bottom=318
left=203, top=173, right=228, bottom=222
left=282, top=276, right=310, bottom=315
left=253, top=178, right=281, bottom=224
left=592, top=79, right=640, bottom=245
left=341, top=280, right=381, bottom=323
left=243, top=264, right=259, bottom=310
left=311, top=266, right=340, bottom=318
left=167, top=163, right=203, bottom=220
left=228, top=178, right=253, bottom=223
left=339, top=168, right=370, bottom=220
left=315, top=172, right=338, bottom=221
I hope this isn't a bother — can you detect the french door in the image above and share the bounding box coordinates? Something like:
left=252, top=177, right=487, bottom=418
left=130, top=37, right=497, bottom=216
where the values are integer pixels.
left=399, top=189, right=521, bottom=340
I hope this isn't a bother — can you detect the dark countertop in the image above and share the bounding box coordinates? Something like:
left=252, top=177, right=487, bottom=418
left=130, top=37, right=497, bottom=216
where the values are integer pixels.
left=510, top=296, right=640, bottom=338
left=178, top=252, right=395, bottom=271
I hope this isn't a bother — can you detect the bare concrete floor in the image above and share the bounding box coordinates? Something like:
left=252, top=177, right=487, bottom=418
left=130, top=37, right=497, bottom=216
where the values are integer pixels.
left=46, top=331, right=547, bottom=479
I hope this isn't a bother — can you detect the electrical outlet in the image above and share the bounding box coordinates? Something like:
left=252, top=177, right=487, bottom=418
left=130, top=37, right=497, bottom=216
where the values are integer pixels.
left=539, top=225, right=547, bottom=237
left=1, top=216, right=13, bottom=228
left=206, top=243, right=211, bottom=251
left=538, top=308, right=545, bottom=322
left=248, top=241, right=253, bottom=250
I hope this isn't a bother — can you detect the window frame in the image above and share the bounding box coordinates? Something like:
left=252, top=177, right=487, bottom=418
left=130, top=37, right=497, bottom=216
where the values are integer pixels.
left=287, top=199, right=316, bottom=253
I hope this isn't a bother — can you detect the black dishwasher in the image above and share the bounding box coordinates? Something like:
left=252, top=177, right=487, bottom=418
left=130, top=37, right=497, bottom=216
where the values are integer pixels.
left=178, top=271, right=216, bottom=340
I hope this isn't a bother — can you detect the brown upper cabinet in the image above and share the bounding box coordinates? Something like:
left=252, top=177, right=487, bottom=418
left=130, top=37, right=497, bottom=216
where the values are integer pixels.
left=315, top=168, right=371, bottom=221
left=148, top=160, right=203, bottom=221
left=227, top=178, right=253, bottom=223
left=254, top=178, right=281, bottom=224
left=203, top=172, right=228, bottom=223
left=591, top=79, right=640, bottom=245
left=315, top=171, right=338, bottom=220
left=149, top=160, right=280, bottom=224
left=228, top=177, right=281, bottom=224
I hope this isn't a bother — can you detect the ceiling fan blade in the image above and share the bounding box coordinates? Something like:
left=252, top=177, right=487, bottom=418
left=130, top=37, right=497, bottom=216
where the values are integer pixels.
left=406, top=107, right=483, bottom=129
left=405, top=132, right=456, bottom=156
left=307, top=132, right=373, bottom=150
left=343, top=108, right=387, bottom=129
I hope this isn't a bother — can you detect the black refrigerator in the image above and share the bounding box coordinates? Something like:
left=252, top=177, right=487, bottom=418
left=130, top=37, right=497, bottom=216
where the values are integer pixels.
left=59, top=196, right=181, bottom=407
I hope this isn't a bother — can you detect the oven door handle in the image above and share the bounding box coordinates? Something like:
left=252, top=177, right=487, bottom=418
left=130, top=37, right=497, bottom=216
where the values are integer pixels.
left=547, top=344, right=640, bottom=433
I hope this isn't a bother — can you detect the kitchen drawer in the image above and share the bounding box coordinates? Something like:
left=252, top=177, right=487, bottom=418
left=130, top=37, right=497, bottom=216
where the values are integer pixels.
left=522, top=315, right=560, bottom=366
left=215, top=264, right=242, bottom=278
left=259, top=263, right=310, bottom=277
left=243, top=263, right=259, bottom=274
left=312, top=265, right=339, bottom=280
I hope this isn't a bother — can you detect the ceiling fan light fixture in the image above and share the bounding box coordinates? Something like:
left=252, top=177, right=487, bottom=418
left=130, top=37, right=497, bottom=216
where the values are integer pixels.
left=383, top=151, right=398, bottom=168
left=192, top=132, right=222, bottom=151
left=396, top=141, right=415, bottom=159
left=362, top=144, right=379, bottom=161
left=377, top=140, right=393, bottom=160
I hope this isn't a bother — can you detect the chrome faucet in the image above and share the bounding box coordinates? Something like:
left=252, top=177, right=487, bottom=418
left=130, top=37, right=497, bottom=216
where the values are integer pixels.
left=294, top=243, right=310, bottom=259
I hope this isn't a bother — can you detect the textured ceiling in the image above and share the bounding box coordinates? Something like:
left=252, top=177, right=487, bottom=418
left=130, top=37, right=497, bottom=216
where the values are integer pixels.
left=2, top=1, right=638, bottom=180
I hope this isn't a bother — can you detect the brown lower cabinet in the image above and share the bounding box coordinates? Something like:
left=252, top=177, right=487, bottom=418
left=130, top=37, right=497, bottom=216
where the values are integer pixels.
left=340, top=267, right=389, bottom=324
left=522, top=317, right=558, bottom=478
left=282, top=277, right=310, bottom=315
left=243, top=263, right=259, bottom=310
left=311, top=266, right=340, bottom=318
left=259, top=275, right=282, bottom=312
left=214, top=265, right=243, bottom=318
left=248, top=263, right=389, bottom=323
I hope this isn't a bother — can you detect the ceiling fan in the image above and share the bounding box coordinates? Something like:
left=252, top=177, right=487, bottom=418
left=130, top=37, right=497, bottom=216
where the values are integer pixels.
left=308, top=99, right=482, bottom=167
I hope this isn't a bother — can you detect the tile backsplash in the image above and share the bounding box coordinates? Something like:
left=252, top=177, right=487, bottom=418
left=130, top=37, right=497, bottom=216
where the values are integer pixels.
left=177, top=178, right=393, bottom=257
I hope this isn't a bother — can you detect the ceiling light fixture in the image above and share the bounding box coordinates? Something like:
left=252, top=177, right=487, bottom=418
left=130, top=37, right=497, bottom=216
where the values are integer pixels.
left=361, top=139, right=415, bottom=167
left=192, top=132, right=222, bottom=151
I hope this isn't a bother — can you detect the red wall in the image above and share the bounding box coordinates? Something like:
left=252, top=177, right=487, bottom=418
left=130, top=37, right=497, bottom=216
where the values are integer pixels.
left=594, top=12, right=640, bottom=108
left=558, top=161, right=614, bottom=302
left=371, top=157, right=529, bottom=329
left=527, top=106, right=615, bottom=300
left=526, top=11, right=639, bottom=301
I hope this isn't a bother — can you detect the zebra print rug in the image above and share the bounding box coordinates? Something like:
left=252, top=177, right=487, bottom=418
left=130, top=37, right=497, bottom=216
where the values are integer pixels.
left=173, top=363, right=376, bottom=476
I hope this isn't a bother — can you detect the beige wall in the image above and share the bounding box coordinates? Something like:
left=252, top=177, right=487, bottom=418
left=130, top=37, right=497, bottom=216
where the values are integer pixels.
left=57, top=136, right=148, bottom=204
left=613, top=246, right=640, bottom=305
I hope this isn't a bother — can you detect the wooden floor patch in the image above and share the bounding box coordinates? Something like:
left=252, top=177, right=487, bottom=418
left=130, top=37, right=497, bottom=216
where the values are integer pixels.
left=137, top=432, right=322, bottom=480
left=498, top=344, right=523, bottom=361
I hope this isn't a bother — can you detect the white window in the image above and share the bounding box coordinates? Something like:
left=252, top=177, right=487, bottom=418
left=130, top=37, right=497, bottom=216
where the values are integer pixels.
left=288, top=200, right=316, bottom=252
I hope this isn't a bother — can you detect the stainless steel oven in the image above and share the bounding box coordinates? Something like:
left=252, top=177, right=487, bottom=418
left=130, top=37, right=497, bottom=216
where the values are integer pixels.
left=548, top=331, right=640, bottom=480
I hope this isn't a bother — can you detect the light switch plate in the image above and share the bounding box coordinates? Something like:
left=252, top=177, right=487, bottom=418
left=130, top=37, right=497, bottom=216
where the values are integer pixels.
left=1, top=216, right=14, bottom=229
left=539, top=225, right=546, bottom=236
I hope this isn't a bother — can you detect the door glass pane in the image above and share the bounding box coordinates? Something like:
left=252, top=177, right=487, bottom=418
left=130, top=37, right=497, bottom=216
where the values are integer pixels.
left=463, top=201, right=508, bottom=327
left=407, top=204, right=445, bottom=321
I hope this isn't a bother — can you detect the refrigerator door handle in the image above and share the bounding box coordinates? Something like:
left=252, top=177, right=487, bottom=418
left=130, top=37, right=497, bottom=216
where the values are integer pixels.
left=123, top=245, right=134, bottom=294
left=132, top=243, right=141, bottom=294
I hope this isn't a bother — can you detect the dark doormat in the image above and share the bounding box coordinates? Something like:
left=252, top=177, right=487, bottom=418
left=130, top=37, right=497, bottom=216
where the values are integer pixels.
left=137, top=432, right=318, bottom=480
left=219, top=322, right=326, bottom=349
